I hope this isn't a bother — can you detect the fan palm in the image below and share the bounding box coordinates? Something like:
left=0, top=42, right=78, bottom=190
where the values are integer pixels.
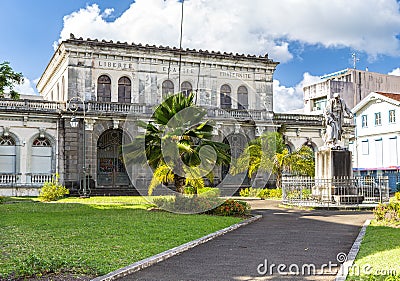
left=232, top=132, right=315, bottom=188
left=124, top=92, right=231, bottom=194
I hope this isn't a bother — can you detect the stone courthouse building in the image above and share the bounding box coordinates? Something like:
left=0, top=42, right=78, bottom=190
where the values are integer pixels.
left=0, top=35, right=325, bottom=196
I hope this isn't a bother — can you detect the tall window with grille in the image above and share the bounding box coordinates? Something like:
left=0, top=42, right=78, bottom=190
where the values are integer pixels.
left=374, top=112, right=382, bottom=126
left=237, top=86, right=248, bottom=110
left=118, top=77, right=131, bottom=103
left=97, top=75, right=111, bottom=102
left=181, top=81, right=192, bottom=97
left=389, top=110, right=396, bottom=123
left=162, top=80, right=174, bottom=98
left=220, top=84, right=232, bottom=109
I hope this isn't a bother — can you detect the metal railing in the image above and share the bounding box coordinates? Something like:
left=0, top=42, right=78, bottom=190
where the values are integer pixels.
left=282, top=175, right=390, bottom=207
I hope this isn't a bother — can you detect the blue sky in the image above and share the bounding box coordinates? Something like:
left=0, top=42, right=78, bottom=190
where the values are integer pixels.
left=2, top=0, right=400, bottom=112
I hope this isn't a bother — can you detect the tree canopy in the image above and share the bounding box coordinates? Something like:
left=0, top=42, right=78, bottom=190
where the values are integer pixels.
left=0, top=61, right=23, bottom=99
left=232, top=131, right=315, bottom=188
left=123, top=92, right=231, bottom=194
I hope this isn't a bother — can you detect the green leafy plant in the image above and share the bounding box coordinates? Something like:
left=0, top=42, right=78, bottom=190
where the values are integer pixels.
left=38, top=174, right=69, bottom=202
left=0, top=61, right=23, bottom=99
left=184, top=186, right=220, bottom=197
left=152, top=196, right=223, bottom=214
left=0, top=196, right=5, bottom=204
left=395, top=192, right=400, bottom=201
left=373, top=202, right=400, bottom=225
left=266, top=188, right=282, bottom=199
left=239, top=187, right=261, bottom=197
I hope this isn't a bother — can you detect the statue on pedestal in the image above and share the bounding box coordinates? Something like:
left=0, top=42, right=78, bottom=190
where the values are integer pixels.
left=323, top=93, right=353, bottom=148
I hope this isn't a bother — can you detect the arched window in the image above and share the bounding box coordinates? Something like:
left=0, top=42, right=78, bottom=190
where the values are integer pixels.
left=31, top=137, right=52, bottom=174
left=237, top=86, right=248, bottom=110
left=181, top=81, right=192, bottom=97
left=97, top=75, right=111, bottom=102
left=220, top=84, right=232, bottom=109
left=118, top=76, right=131, bottom=103
left=162, top=80, right=174, bottom=98
left=0, top=135, right=16, bottom=173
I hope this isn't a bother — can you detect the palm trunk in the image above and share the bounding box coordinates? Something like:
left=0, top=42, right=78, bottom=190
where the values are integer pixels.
left=174, top=174, right=186, bottom=194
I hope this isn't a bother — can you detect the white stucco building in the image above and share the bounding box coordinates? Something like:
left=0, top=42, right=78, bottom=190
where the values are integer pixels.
left=350, top=92, right=400, bottom=191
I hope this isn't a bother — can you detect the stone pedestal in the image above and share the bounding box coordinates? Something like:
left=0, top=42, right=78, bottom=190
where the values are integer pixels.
left=315, top=149, right=353, bottom=179
left=314, top=148, right=362, bottom=203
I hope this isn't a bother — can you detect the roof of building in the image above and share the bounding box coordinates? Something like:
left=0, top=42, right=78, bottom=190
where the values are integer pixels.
left=352, top=91, right=400, bottom=113
left=375, top=92, right=400, bottom=102
left=64, top=33, right=278, bottom=64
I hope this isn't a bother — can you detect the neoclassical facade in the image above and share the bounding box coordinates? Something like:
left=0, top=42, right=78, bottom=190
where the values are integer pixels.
left=0, top=35, right=326, bottom=195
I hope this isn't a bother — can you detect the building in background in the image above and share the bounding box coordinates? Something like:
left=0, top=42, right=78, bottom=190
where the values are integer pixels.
left=350, top=92, right=400, bottom=191
left=303, top=68, right=400, bottom=113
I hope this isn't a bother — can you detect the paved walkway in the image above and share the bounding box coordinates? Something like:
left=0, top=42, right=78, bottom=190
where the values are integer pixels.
left=117, top=200, right=372, bottom=281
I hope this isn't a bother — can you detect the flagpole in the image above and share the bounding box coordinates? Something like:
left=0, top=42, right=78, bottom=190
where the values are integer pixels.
left=178, top=0, right=184, bottom=93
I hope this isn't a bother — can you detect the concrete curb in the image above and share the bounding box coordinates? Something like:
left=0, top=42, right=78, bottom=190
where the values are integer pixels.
left=91, top=214, right=262, bottom=281
left=335, top=219, right=371, bottom=281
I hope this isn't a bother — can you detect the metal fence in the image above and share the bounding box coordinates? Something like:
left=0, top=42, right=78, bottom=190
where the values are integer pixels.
left=282, top=175, right=390, bottom=207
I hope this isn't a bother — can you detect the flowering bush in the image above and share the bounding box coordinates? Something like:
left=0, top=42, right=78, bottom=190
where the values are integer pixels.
left=209, top=199, right=250, bottom=216
left=39, top=174, right=69, bottom=202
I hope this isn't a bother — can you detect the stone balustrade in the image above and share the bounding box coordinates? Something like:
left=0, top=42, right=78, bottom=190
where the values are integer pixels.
left=0, top=99, right=354, bottom=125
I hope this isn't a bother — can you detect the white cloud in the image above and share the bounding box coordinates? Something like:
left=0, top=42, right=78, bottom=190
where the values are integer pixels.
left=14, top=77, right=38, bottom=96
left=273, top=72, right=321, bottom=113
left=56, top=0, right=400, bottom=62
left=388, top=67, right=400, bottom=76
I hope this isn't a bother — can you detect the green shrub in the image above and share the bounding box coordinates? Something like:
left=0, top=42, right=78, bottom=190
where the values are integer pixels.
left=257, top=188, right=269, bottom=199
left=395, top=192, right=400, bottom=201
left=0, top=196, right=5, bottom=204
left=198, top=187, right=220, bottom=198
left=240, top=187, right=282, bottom=199
left=38, top=174, right=69, bottom=202
left=374, top=202, right=400, bottom=224
left=239, top=187, right=261, bottom=197
left=153, top=196, right=223, bottom=213
left=267, top=188, right=282, bottom=199
left=183, top=186, right=196, bottom=195
left=184, top=186, right=220, bottom=197
left=301, top=188, right=312, bottom=199
left=209, top=199, right=250, bottom=216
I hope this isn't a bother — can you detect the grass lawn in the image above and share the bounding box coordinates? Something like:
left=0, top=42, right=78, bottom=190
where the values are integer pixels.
left=0, top=198, right=242, bottom=279
left=347, top=223, right=400, bottom=281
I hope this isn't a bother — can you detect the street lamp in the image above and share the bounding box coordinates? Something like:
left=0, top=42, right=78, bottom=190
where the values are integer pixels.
left=67, top=96, right=90, bottom=198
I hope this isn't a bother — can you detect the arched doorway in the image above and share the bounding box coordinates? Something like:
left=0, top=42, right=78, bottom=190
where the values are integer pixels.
left=97, top=129, right=130, bottom=187
left=221, top=134, right=249, bottom=185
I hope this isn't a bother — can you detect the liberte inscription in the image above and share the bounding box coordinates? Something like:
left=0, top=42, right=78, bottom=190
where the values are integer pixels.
left=98, top=61, right=134, bottom=69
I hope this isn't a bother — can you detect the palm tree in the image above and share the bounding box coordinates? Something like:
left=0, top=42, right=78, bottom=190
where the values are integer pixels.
left=232, top=132, right=315, bottom=188
left=124, top=92, right=231, bottom=195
